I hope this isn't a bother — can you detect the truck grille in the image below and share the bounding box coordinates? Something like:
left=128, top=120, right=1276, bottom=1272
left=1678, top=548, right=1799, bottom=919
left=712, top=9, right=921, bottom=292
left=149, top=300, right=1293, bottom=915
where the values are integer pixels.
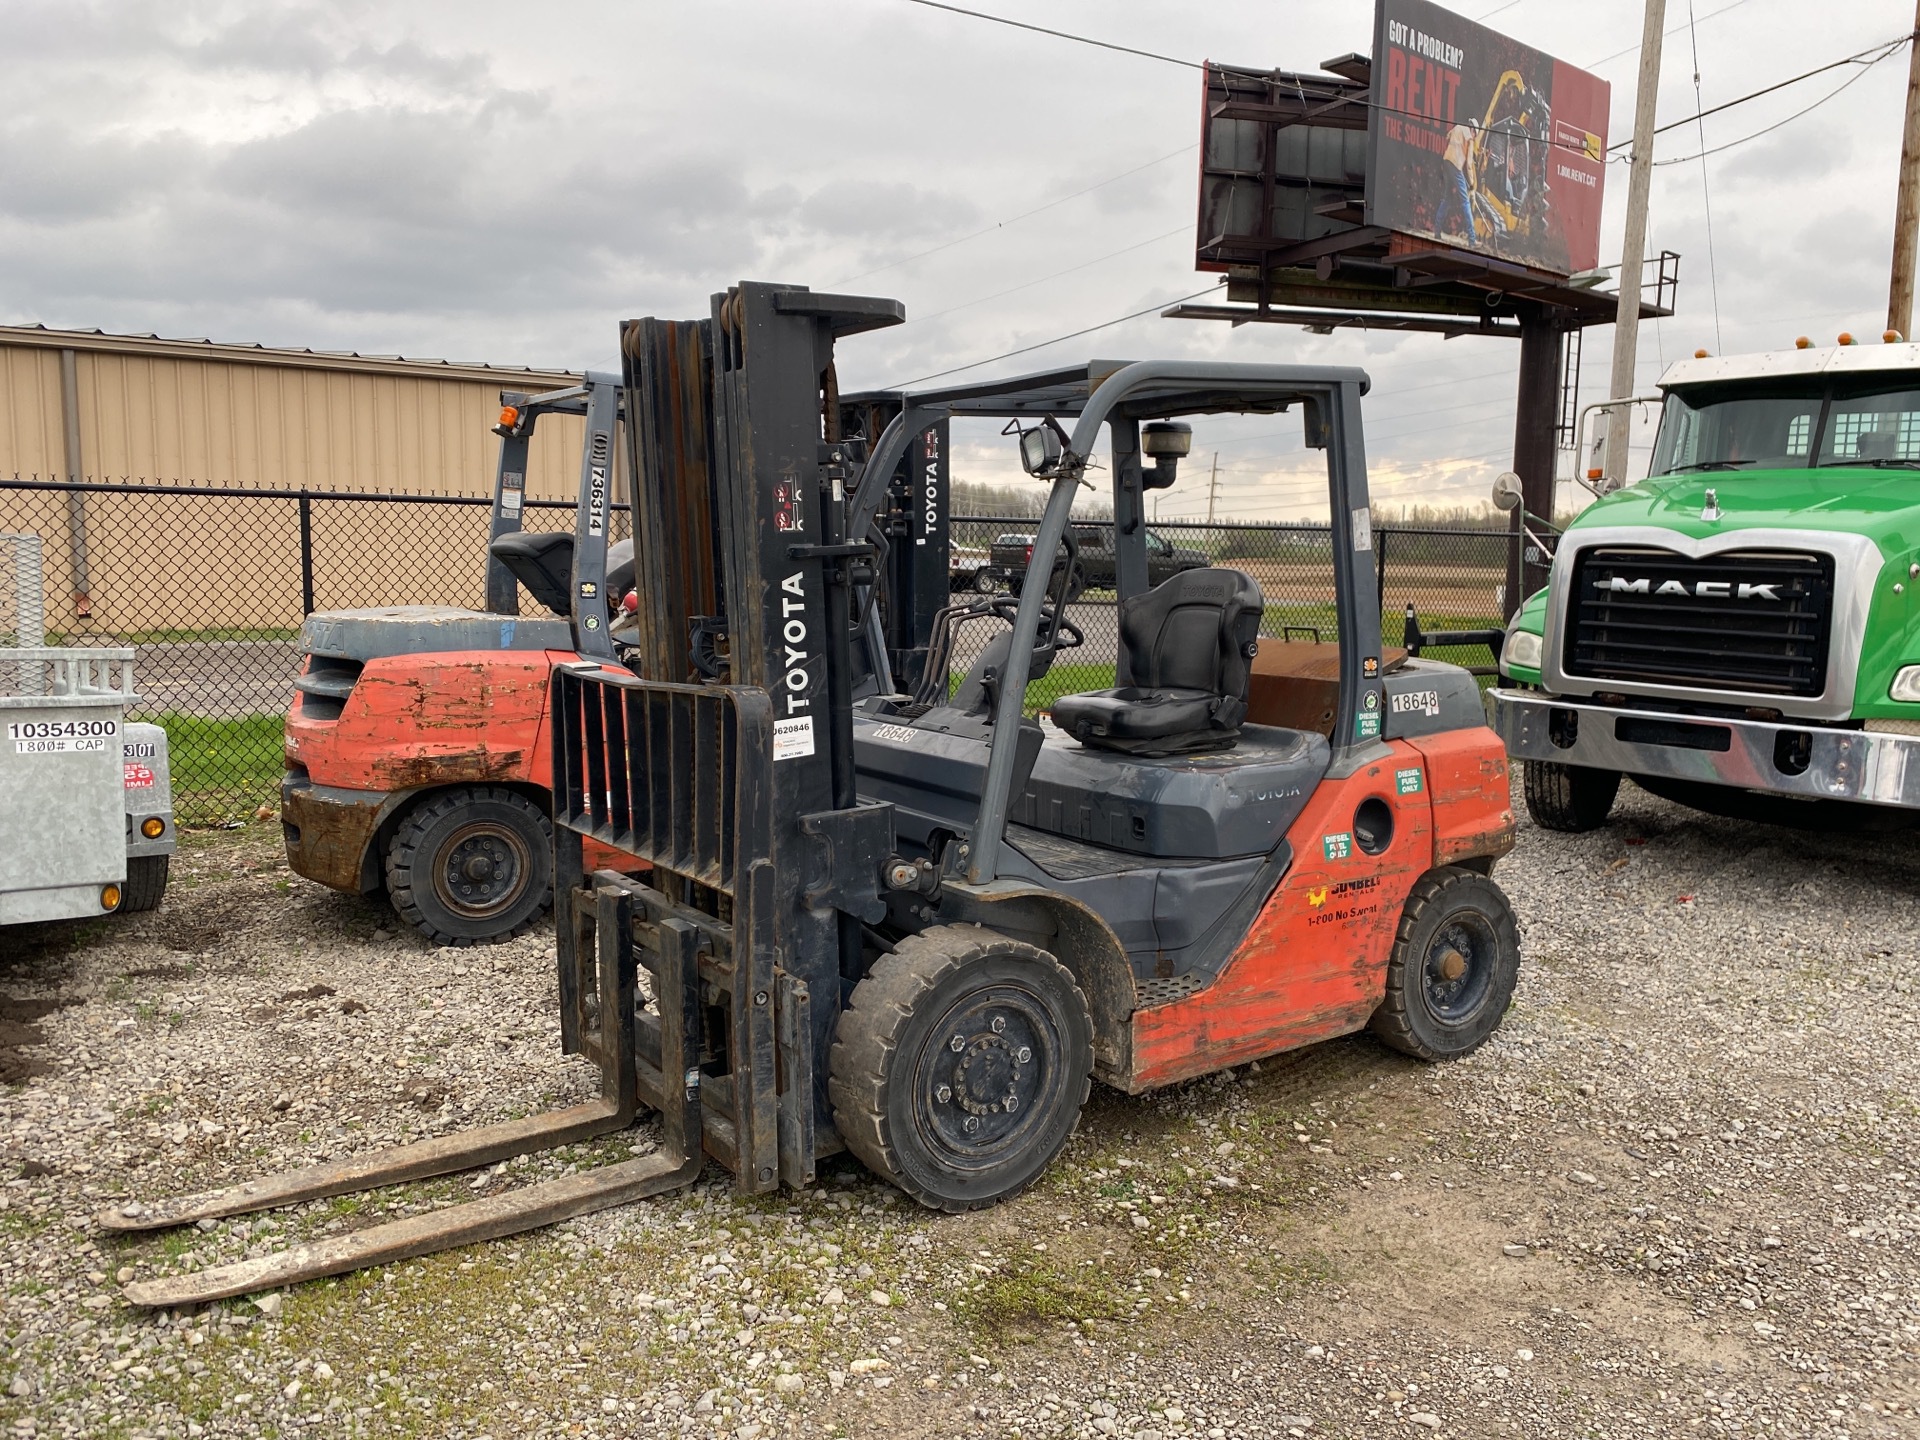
left=1565, top=546, right=1833, bottom=697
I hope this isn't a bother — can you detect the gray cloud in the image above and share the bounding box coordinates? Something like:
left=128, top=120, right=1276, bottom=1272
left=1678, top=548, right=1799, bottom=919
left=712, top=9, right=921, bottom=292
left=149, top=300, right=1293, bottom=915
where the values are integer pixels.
left=1, top=0, right=1913, bottom=511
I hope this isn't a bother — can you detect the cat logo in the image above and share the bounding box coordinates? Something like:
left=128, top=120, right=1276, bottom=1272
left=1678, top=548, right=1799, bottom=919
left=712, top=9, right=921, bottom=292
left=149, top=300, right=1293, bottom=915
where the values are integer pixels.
left=1308, top=886, right=1328, bottom=909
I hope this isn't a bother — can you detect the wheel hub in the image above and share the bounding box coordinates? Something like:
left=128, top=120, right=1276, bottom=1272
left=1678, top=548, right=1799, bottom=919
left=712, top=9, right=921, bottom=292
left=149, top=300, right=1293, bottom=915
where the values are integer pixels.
left=434, top=824, right=528, bottom=917
left=1422, top=915, right=1497, bottom=1023
left=916, top=991, right=1053, bottom=1160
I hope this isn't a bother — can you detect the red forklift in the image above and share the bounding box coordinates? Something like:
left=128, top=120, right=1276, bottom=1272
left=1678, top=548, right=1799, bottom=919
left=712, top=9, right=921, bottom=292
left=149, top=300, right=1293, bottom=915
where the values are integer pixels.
left=281, top=376, right=641, bottom=945
left=106, top=283, right=1519, bottom=1303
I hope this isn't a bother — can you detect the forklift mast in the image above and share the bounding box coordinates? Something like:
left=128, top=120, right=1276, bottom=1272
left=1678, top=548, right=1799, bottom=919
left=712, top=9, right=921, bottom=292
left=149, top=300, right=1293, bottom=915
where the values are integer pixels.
left=483, top=372, right=624, bottom=639
left=554, top=283, right=906, bottom=1187
left=855, top=397, right=952, bottom=694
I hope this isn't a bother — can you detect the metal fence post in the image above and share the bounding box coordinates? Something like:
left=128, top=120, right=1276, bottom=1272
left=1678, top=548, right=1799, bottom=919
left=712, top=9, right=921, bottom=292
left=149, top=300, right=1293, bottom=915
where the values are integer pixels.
left=298, top=489, right=315, bottom=616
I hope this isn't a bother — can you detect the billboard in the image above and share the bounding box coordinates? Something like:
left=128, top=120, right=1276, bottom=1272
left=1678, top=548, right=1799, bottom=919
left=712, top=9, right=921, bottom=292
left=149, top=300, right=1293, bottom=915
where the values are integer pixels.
left=1366, top=0, right=1609, bottom=276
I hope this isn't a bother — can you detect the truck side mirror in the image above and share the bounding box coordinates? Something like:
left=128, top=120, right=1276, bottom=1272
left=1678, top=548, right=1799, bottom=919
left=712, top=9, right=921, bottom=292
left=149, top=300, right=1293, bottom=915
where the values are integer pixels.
left=1491, top=471, right=1523, bottom=511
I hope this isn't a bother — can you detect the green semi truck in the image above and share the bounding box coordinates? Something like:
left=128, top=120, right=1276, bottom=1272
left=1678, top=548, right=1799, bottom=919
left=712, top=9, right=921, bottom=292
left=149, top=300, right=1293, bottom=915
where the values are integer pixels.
left=1490, top=338, right=1920, bottom=831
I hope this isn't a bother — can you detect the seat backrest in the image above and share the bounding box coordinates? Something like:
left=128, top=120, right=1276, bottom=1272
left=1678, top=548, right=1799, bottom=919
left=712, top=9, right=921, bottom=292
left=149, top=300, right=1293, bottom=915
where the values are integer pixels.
left=489, top=531, right=574, bottom=615
left=1119, top=567, right=1263, bottom=699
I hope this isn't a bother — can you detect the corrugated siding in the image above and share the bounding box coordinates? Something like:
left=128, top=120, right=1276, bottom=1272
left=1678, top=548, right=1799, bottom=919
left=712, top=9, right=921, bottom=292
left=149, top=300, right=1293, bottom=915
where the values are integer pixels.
left=1, top=342, right=584, bottom=497
left=0, top=347, right=67, bottom=479
left=77, top=352, right=589, bottom=496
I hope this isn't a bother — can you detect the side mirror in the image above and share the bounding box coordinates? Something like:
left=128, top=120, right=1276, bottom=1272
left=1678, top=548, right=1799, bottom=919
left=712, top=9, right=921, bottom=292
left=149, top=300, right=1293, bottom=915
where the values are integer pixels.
left=1019, top=425, right=1062, bottom=476
left=1491, top=471, right=1524, bottom=512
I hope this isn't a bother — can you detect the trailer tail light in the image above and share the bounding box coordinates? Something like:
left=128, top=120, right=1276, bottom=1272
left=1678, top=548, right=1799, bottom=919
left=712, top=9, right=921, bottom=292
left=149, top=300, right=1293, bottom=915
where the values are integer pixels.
left=101, top=884, right=121, bottom=910
left=141, top=818, right=165, bottom=839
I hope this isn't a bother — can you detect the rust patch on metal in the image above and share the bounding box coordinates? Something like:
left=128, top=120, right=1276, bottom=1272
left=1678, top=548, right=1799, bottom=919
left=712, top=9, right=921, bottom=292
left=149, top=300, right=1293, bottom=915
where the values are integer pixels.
left=283, top=789, right=384, bottom=893
left=369, top=748, right=527, bottom=789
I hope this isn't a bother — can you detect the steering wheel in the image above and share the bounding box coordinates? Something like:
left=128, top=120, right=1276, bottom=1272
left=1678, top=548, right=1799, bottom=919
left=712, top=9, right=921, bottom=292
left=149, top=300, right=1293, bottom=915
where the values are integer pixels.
left=987, top=598, right=1083, bottom=652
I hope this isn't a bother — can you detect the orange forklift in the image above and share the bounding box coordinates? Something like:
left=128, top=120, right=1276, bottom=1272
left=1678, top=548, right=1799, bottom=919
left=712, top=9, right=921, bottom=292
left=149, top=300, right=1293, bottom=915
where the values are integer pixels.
left=280, top=375, right=639, bottom=944
left=108, top=283, right=1519, bottom=1303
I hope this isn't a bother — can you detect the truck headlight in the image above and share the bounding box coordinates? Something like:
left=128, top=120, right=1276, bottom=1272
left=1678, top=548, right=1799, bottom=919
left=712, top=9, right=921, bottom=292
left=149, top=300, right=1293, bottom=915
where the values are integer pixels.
left=1502, top=629, right=1543, bottom=671
left=1892, top=664, right=1920, bottom=702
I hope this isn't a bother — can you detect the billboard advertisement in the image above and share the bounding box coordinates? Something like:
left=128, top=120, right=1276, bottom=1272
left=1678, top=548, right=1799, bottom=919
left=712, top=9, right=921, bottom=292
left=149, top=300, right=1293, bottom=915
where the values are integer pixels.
left=1366, top=0, right=1609, bottom=276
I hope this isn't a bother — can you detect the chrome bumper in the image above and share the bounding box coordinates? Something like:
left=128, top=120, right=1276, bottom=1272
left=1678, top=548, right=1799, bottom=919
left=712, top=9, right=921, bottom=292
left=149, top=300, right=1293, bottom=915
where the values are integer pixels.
left=1489, top=690, right=1920, bottom=810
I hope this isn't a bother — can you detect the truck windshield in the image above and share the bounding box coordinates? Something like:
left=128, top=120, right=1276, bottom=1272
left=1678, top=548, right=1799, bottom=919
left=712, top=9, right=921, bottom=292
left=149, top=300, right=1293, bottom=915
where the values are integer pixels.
left=1648, top=380, right=1920, bottom=475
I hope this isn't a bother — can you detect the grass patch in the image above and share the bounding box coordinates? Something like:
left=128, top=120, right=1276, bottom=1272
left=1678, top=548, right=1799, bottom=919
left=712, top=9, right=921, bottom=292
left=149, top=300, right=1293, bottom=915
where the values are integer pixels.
left=136, top=712, right=283, bottom=823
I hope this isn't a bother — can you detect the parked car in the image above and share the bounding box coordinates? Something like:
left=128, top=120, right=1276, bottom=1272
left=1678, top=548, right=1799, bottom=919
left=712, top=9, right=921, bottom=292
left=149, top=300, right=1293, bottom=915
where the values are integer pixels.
left=990, top=524, right=1208, bottom=599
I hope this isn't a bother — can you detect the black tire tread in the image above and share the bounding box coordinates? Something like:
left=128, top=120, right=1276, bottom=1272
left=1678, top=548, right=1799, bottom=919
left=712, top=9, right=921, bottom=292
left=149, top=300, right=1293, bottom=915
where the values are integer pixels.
left=828, top=924, right=1092, bottom=1213
left=1523, top=760, right=1621, bottom=832
left=1369, top=865, right=1521, bottom=1062
left=384, top=785, right=552, bottom=947
left=120, top=855, right=169, bottom=913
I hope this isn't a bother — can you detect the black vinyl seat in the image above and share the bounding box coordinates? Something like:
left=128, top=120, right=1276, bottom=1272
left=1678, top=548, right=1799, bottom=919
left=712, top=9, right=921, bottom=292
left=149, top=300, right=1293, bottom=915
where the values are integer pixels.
left=487, top=533, right=634, bottom=619
left=1051, top=567, right=1263, bottom=756
left=490, top=531, right=574, bottom=614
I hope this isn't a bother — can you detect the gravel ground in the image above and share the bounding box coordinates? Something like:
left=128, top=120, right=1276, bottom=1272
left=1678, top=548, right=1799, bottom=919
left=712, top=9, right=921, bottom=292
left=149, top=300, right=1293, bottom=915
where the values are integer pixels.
left=1, top=777, right=1917, bottom=1439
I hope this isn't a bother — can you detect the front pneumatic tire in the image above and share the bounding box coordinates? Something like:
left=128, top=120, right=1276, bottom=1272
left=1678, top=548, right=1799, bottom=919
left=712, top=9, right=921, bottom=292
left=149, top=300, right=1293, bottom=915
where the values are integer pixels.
left=829, top=925, right=1094, bottom=1212
left=1370, top=866, right=1522, bottom=1062
left=384, top=786, right=553, bottom=946
left=1522, top=760, right=1621, bottom=832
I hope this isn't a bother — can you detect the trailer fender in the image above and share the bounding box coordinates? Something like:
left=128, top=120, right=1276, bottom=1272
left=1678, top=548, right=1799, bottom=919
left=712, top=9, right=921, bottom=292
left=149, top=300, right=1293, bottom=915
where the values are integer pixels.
left=931, top=883, right=1134, bottom=1083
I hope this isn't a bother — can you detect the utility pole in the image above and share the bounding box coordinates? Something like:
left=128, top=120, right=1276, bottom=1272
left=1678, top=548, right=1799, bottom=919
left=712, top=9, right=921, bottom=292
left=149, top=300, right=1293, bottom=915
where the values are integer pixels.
left=1603, top=0, right=1667, bottom=490
left=1205, top=452, right=1219, bottom=523
left=1887, top=0, right=1920, bottom=339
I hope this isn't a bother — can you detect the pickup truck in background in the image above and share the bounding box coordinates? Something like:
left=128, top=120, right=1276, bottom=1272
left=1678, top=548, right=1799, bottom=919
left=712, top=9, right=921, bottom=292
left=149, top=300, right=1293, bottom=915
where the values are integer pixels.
left=990, top=524, right=1209, bottom=599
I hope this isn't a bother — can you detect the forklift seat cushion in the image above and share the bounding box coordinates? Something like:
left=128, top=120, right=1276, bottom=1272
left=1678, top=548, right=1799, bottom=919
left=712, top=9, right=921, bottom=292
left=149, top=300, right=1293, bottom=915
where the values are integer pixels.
left=1050, top=567, right=1263, bottom=757
left=489, top=531, right=574, bottom=616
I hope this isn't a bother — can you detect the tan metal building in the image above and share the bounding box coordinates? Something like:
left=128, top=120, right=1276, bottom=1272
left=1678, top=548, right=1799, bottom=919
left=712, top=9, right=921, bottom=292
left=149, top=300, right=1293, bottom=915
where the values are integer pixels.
left=0, top=326, right=590, bottom=634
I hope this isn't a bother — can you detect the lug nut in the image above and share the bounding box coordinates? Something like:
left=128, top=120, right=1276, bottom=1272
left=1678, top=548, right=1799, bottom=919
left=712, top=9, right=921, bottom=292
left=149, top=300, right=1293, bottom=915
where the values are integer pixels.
left=1004, top=1094, right=1019, bottom=1112
left=1016, top=1047, right=1031, bottom=1063
left=964, top=1117, right=980, bottom=1134
left=936, top=1084, right=952, bottom=1103
left=990, top=1016, right=1006, bottom=1034
left=949, top=1034, right=965, bottom=1052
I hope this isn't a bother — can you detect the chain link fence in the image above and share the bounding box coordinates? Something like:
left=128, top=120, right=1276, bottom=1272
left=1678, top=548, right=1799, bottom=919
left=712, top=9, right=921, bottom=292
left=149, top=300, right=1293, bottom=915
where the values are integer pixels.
left=945, top=517, right=1512, bottom=712
left=0, top=481, right=1510, bottom=822
left=0, top=478, right=628, bottom=823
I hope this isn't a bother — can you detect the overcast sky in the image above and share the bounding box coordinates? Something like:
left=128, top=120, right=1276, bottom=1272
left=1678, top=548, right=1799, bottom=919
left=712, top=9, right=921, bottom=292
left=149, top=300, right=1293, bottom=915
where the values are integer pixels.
left=4, top=0, right=1915, bottom=518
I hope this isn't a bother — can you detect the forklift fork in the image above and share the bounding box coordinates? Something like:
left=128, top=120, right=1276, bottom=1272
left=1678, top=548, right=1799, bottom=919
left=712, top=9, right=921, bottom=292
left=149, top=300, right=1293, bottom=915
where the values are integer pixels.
left=99, top=883, right=704, bottom=1307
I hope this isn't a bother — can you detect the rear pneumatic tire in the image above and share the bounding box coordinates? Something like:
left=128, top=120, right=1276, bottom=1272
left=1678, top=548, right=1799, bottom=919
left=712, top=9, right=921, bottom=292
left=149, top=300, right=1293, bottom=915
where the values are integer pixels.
left=1369, top=866, right=1522, bottom=1062
left=384, top=786, right=553, bottom=946
left=1522, top=760, right=1621, bottom=832
left=829, top=924, right=1094, bottom=1212
left=120, top=855, right=169, bottom=913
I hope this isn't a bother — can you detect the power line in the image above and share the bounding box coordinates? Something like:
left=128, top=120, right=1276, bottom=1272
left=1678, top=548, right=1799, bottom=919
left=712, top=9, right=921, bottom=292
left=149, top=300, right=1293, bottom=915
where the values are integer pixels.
left=900, top=0, right=1200, bottom=69
left=890, top=281, right=1225, bottom=387
left=830, top=144, right=1196, bottom=287
left=1686, top=1, right=1725, bottom=353
left=1585, top=0, right=1753, bottom=68
left=1654, top=47, right=1900, bottom=165
left=1651, top=33, right=1910, bottom=136
left=898, top=226, right=1188, bottom=328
